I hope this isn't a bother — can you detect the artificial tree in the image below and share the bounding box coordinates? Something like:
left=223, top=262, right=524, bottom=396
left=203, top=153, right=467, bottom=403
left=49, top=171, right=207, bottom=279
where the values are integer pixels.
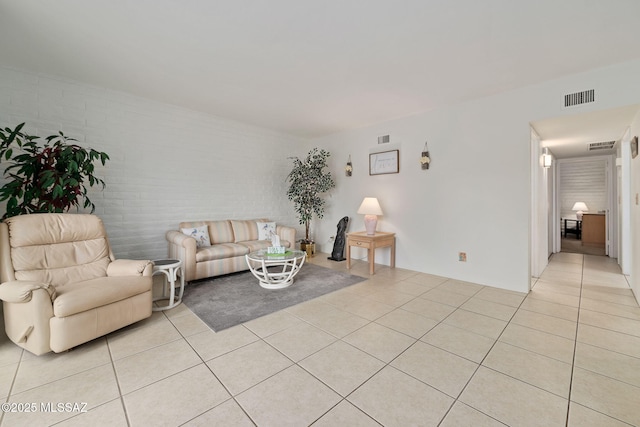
left=0, top=123, right=110, bottom=219
left=286, top=148, right=335, bottom=253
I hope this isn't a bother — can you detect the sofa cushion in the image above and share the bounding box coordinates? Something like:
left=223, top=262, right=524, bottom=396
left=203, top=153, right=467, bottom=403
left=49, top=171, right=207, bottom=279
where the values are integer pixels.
left=53, top=276, right=150, bottom=317
left=239, top=240, right=291, bottom=253
left=195, top=243, right=249, bottom=263
left=231, top=220, right=259, bottom=243
left=180, top=225, right=211, bottom=248
left=179, top=220, right=235, bottom=244
left=239, top=240, right=272, bottom=253
left=206, top=221, right=235, bottom=244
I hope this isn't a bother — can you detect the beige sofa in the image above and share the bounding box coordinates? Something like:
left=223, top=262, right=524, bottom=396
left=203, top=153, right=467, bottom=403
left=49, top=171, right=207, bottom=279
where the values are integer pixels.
left=166, top=219, right=296, bottom=282
left=0, top=213, right=153, bottom=355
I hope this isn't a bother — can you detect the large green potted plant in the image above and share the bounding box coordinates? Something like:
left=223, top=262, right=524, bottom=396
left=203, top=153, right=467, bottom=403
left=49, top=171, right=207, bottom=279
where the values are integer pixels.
left=0, top=123, right=110, bottom=219
left=286, top=148, right=335, bottom=256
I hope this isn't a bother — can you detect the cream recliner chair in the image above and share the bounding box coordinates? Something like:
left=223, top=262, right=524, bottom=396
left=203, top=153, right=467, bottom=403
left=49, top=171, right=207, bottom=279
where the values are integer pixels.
left=0, top=213, right=153, bottom=355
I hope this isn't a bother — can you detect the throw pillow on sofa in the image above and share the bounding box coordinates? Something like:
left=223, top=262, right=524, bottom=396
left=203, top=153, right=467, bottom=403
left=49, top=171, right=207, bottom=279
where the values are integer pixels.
left=257, top=221, right=276, bottom=241
left=181, top=225, right=211, bottom=248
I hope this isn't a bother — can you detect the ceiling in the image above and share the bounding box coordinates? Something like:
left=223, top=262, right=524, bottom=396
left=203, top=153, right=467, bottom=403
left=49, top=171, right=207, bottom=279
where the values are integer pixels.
left=532, top=105, right=640, bottom=159
left=1, top=0, right=640, bottom=143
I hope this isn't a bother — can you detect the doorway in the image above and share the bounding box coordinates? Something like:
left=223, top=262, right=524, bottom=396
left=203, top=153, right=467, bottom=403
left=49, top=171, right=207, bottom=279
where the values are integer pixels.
left=557, top=156, right=610, bottom=257
left=530, top=104, right=640, bottom=281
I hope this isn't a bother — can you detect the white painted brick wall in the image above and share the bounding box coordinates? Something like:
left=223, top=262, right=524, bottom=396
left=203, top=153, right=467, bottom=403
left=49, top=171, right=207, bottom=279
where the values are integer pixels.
left=0, top=66, right=306, bottom=260
left=559, top=157, right=608, bottom=232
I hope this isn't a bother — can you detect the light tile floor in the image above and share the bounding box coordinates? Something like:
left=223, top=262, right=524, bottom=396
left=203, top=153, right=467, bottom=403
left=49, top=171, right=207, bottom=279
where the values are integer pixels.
left=1, top=252, right=639, bottom=426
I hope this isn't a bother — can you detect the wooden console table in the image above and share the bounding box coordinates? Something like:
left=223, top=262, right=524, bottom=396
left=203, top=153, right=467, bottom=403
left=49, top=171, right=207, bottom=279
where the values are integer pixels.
left=346, top=231, right=396, bottom=275
left=581, top=213, right=605, bottom=248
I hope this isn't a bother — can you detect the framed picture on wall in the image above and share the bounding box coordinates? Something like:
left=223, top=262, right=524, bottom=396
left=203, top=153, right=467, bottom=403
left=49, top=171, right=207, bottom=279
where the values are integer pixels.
left=632, top=136, right=638, bottom=159
left=369, top=150, right=399, bottom=175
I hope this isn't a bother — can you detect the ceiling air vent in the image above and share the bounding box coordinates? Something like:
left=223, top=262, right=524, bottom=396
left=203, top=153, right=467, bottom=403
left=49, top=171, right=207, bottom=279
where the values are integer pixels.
left=564, top=89, right=595, bottom=107
left=378, top=135, right=390, bottom=144
left=588, top=141, right=615, bottom=151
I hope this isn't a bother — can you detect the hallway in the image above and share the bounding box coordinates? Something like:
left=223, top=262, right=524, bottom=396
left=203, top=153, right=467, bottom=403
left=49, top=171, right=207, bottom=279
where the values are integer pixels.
left=532, top=252, right=639, bottom=425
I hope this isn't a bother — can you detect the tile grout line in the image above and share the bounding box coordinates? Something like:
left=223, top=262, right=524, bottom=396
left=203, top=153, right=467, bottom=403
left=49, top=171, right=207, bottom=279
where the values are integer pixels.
left=0, top=348, right=25, bottom=427
left=564, top=254, right=585, bottom=427
left=104, top=336, right=133, bottom=427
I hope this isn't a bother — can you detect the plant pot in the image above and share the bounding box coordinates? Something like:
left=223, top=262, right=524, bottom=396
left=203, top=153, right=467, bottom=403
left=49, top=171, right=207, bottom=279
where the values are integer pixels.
left=300, top=241, right=316, bottom=257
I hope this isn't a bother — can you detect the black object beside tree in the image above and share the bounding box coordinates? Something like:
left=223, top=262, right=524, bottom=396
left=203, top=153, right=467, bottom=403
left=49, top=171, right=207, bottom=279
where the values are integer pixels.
left=328, top=216, right=349, bottom=261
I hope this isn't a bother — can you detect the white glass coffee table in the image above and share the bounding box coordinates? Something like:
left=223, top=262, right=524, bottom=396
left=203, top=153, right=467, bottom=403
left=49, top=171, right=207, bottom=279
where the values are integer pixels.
left=245, top=249, right=306, bottom=289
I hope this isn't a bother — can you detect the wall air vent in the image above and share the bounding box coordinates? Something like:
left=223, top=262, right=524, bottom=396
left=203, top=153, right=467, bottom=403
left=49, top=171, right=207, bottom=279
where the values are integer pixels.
left=564, top=89, right=595, bottom=107
left=588, top=141, right=615, bottom=151
left=378, top=135, right=390, bottom=144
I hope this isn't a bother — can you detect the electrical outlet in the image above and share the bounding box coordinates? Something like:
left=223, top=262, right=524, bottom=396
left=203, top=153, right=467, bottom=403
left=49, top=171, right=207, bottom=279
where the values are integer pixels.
left=458, top=252, right=467, bottom=262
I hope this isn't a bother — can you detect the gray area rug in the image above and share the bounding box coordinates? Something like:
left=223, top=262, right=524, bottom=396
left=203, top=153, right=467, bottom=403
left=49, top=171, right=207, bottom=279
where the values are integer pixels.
left=182, top=263, right=366, bottom=332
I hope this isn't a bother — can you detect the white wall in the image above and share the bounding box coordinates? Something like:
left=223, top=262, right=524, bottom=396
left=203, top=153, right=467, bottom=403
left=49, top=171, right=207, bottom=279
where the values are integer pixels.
left=531, top=128, right=550, bottom=278
left=0, top=67, right=306, bottom=261
left=311, top=59, right=640, bottom=292
left=617, top=130, right=632, bottom=275
left=629, top=112, right=640, bottom=302
left=547, top=153, right=558, bottom=257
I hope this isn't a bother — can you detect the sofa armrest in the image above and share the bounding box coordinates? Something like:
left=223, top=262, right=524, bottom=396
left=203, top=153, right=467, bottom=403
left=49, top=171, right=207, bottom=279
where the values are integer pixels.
left=108, top=259, right=153, bottom=277
left=166, top=230, right=195, bottom=248
left=0, top=280, right=56, bottom=303
left=166, top=230, right=197, bottom=282
left=276, top=225, right=297, bottom=247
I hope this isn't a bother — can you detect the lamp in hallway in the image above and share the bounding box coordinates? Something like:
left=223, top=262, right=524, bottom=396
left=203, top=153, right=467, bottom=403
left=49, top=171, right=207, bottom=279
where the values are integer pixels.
left=357, top=197, right=383, bottom=235
left=572, top=202, right=588, bottom=220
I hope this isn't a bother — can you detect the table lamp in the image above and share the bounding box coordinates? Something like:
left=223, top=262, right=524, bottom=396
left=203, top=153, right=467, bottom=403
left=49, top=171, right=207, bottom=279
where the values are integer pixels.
left=572, top=202, right=588, bottom=220
left=357, top=197, right=383, bottom=235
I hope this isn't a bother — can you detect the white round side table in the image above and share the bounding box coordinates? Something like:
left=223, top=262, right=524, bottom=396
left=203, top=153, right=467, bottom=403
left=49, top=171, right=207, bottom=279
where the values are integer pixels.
left=152, top=259, right=185, bottom=311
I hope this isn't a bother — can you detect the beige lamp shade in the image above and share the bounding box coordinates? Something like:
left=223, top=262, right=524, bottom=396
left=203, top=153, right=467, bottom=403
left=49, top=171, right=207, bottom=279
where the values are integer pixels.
left=357, top=197, right=383, bottom=215
left=357, top=197, right=383, bottom=235
left=571, top=202, right=588, bottom=212
left=572, top=202, right=588, bottom=220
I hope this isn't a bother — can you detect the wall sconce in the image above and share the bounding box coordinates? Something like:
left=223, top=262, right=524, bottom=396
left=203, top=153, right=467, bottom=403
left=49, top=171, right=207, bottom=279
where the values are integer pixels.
left=420, top=142, right=431, bottom=170
left=542, top=147, right=552, bottom=168
left=345, top=155, right=352, bottom=176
